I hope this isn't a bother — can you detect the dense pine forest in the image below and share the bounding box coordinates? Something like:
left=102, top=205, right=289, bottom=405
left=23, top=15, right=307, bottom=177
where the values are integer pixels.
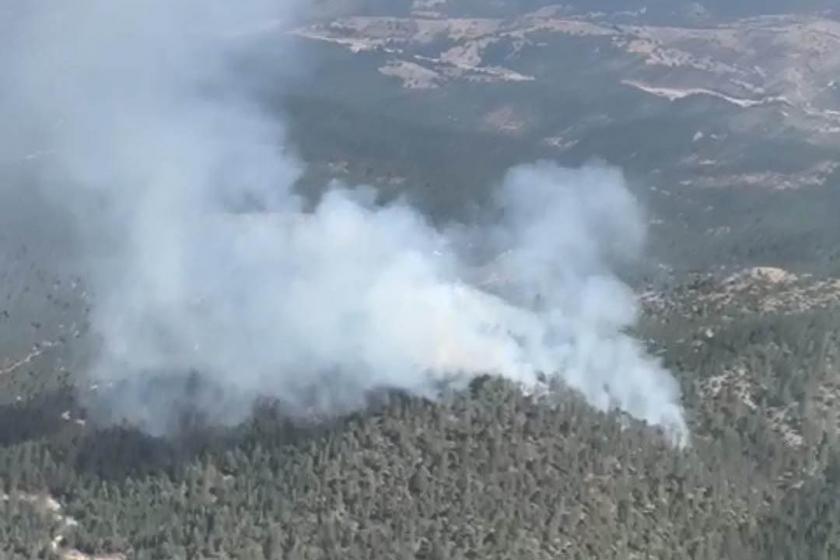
left=4, top=1, right=840, bottom=558
left=1, top=270, right=840, bottom=559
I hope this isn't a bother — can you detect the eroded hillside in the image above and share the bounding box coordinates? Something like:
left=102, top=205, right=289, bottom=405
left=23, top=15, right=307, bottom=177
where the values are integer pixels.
left=294, top=5, right=840, bottom=193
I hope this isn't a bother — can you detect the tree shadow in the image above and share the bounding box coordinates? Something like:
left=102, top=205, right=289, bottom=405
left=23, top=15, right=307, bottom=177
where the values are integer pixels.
left=0, top=372, right=432, bottom=484
left=0, top=387, right=78, bottom=447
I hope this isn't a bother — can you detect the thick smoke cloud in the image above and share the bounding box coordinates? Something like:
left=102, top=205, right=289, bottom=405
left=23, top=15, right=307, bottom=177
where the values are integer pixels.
left=0, top=1, right=687, bottom=445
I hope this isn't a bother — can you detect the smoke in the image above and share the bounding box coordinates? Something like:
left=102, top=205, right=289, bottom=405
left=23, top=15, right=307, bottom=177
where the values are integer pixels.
left=0, top=1, right=687, bottom=445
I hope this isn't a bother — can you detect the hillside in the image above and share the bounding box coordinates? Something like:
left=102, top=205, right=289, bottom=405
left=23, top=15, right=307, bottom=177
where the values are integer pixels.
left=2, top=1, right=840, bottom=558
left=2, top=265, right=840, bottom=558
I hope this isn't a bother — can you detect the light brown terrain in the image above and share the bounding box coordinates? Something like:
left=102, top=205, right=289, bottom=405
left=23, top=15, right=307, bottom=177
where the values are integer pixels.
left=294, top=7, right=840, bottom=150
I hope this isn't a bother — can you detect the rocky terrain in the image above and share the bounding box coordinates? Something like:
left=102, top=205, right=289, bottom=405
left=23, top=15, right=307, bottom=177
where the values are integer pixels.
left=298, top=8, right=840, bottom=126
left=293, top=3, right=840, bottom=194
left=640, top=266, right=840, bottom=453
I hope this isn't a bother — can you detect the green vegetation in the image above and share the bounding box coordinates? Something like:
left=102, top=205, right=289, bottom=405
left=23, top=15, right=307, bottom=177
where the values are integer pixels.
left=2, top=269, right=840, bottom=558
left=3, top=4, right=840, bottom=557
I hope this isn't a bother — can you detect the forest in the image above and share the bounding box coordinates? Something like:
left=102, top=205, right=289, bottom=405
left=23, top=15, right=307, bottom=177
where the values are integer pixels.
left=1, top=269, right=840, bottom=559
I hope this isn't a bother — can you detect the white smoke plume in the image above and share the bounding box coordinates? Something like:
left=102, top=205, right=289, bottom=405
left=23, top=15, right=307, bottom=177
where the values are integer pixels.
left=0, top=1, right=687, bottom=444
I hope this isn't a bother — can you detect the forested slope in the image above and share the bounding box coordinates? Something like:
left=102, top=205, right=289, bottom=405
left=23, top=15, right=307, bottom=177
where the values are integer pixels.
left=3, top=265, right=840, bottom=560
